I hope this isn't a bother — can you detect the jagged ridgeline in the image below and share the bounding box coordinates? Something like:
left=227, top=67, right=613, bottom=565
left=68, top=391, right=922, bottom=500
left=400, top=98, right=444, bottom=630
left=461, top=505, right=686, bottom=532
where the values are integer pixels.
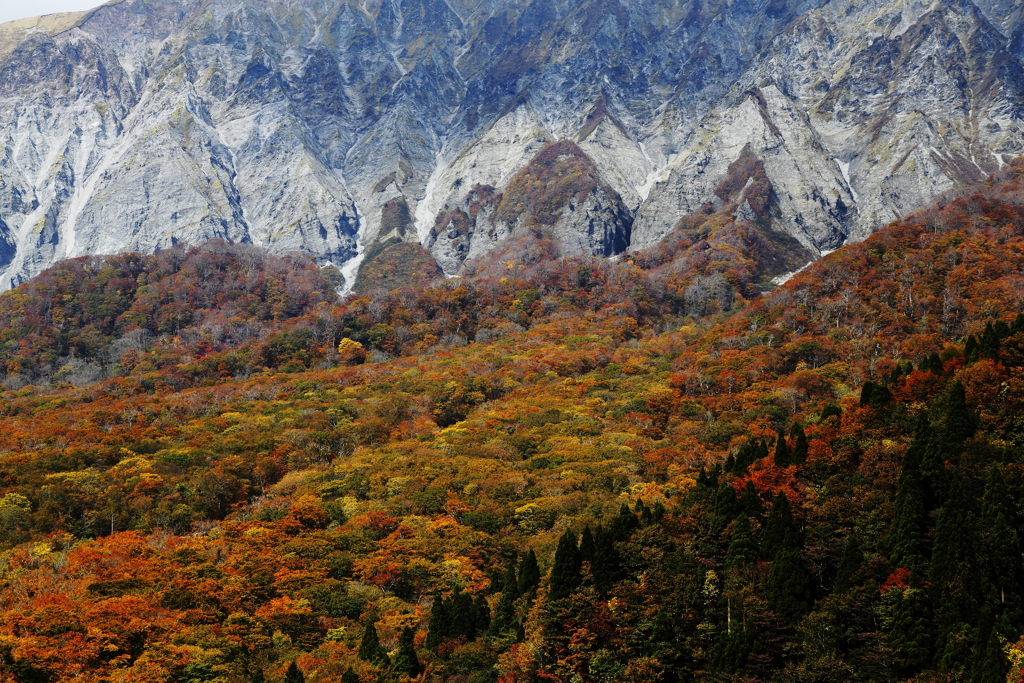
left=2, top=146, right=1024, bottom=680
left=0, top=0, right=1023, bottom=290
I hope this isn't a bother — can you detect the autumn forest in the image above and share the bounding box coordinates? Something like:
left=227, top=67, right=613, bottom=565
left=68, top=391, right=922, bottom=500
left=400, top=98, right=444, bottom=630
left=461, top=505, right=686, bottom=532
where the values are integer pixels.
left=3, top=159, right=1024, bottom=683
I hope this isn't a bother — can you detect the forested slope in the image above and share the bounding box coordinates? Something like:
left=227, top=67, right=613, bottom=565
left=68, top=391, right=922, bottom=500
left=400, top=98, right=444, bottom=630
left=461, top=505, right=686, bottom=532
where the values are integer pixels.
left=3, top=163, right=1024, bottom=682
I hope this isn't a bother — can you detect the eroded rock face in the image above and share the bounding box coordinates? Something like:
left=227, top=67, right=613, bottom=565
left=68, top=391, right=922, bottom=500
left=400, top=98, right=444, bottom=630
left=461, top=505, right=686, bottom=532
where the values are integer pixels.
left=425, top=140, right=630, bottom=275
left=0, top=0, right=1021, bottom=288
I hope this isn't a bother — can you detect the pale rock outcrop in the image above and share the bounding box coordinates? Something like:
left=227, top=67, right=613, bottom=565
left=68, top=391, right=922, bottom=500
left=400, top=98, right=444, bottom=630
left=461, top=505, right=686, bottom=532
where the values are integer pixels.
left=0, top=0, right=1021, bottom=289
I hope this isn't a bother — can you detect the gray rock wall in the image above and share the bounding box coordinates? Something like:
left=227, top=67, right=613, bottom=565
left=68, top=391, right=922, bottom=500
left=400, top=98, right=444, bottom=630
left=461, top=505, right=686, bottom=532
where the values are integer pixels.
left=0, top=0, right=1020, bottom=289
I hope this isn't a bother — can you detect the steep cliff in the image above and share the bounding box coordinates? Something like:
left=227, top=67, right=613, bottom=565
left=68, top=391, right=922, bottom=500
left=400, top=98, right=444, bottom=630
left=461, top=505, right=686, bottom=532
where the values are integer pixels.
left=0, top=0, right=1020, bottom=289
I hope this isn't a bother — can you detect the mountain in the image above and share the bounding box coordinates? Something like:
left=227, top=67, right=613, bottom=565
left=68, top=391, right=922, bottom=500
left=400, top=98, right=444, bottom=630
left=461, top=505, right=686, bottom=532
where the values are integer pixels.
left=0, top=0, right=1022, bottom=290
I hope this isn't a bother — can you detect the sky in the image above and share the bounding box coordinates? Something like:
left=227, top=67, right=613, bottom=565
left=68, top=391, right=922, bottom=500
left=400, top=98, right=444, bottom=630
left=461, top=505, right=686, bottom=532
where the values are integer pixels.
left=0, top=0, right=106, bottom=26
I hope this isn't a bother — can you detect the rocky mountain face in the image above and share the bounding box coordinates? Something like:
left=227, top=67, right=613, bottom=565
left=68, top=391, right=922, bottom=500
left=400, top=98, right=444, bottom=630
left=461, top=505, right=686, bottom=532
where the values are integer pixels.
left=0, top=0, right=1021, bottom=290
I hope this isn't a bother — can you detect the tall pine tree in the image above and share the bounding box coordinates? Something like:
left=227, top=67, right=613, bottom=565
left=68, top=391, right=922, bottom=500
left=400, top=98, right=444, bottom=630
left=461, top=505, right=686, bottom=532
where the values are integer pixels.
left=761, top=491, right=798, bottom=560
left=767, top=547, right=814, bottom=625
left=887, top=439, right=927, bottom=570
left=357, top=621, right=390, bottom=667
left=930, top=478, right=983, bottom=660
left=425, top=591, right=449, bottom=650
left=592, top=525, right=622, bottom=598
left=284, top=661, right=305, bottom=683
left=517, top=550, right=541, bottom=599
left=834, top=535, right=863, bottom=594
left=490, top=558, right=520, bottom=637
left=393, top=626, right=422, bottom=678
left=549, top=529, right=582, bottom=600
left=981, top=464, right=1023, bottom=634
left=725, top=515, right=758, bottom=569
left=791, top=427, right=809, bottom=465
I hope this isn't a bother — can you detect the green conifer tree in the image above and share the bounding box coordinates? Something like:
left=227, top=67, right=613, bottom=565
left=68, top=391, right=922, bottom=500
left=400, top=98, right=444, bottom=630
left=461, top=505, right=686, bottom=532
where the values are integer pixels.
left=549, top=529, right=582, bottom=600
left=791, top=427, right=809, bottom=465
left=774, top=433, right=790, bottom=468
left=285, top=661, right=305, bottom=683
left=740, top=480, right=763, bottom=519
left=341, top=668, right=360, bottom=683
left=714, top=483, right=740, bottom=532
left=592, top=525, right=621, bottom=598
left=860, top=381, right=876, bottom=407
left=517, top=550, right=541, bottom=599
left=425, top=592, right=449, bottom=650
left=972, top=611, right=1010, bottom=683
left=883, top=576, right=932, bottom=676
left=767, top=548, right=814, bottom=625
left=930, top=479, right=982, bottom=652
left=357, top=621, right=390, bottom=667
left=725, top=516, right=758, bottom=569
left=820, top=403, right=843, bottom=421
left=942, top=381, right=977, bottom=450
left=981, top=465, right=1023, bottom=633
left=392, top=626, right=421, bottom=678
left=579, top=525, right=596, bottom=567
left=472, top=593, right=491, bottom=636
left=887, top=441, right=927, bottom=570
left=490, top=591, right=518, bottom=637
left=611, top=502, right=640, bottom=540
left=761, top=491, right=798, bottom=560
left=448, top=589, right=475, bottom=640
left=834, top=535, right=863, bottom=593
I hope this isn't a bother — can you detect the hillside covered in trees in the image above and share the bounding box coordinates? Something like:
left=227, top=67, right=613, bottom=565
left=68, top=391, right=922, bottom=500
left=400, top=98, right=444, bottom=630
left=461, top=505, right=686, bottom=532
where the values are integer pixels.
left=3, top=163, right=1024, bottom=682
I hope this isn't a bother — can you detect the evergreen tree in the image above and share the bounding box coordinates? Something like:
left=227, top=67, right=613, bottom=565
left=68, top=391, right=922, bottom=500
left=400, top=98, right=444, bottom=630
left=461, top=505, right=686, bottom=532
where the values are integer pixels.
left=517, top=550, right=541, bottom=599
left=285, top=661, right=305, bottom=683
left=887, top=440, right=927, bottom=570
left=774, top=433, right=790, bottom=468
left=761, top=492, right=798, bottom=560
left=767, top=548, right=814, bottom=625
left=709, top=622, right=759, bottom=674
left=392, top=626, right=422, bottom=678
left=919, top=439, right=949, bottom=510
left=490, top=590, right=518, bottom=637
left=791, top=427, right=809, bottom=465
left=652, top=501, right=666, bottom=524
left=448, top=588, right=475, bottom=640
left=490, top=557, right=519, bottom=636
left=820, top=403, right=843, bottom=421
left=833, top=535, right=863, bottom=593
left=860, top=381, right=876, bottom=407
left=472, top=593, right=491, bottom=636
left=579, top=525, right=595, bottom=566
left=965, top=335, right=980, bottom=362
left=592, top=525, right=622, bottom=598
left=883, top=576, right=932, bottom=676
left=725, top=516, right=758, bottom=569
left=357, top=621, right=390, bottom=667
left=981, top=465, right=1023, bottom=633
left=611, top=502, right=640, bottom=540
left=713, top=483, right=740, bottom=531
left=861, top=381, right=891, bottom=406
left=740, top=480, right=763, bottom=519
left=638, top=500, right=654, bottom=526
left=972, top=611, right=1010, bottom=683
left=979, top=323, right=1001, bottom=360
left=930, top=479, right=983, bottom=650
left=341, top=669, right=360, bottom=683
left=920, top=351, right=943, bottom=373
left=549, top=529, right=582, bottom=600
left=425, top=592, right=449, bottom=650
left=942, top=381, right=976, bottom=450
